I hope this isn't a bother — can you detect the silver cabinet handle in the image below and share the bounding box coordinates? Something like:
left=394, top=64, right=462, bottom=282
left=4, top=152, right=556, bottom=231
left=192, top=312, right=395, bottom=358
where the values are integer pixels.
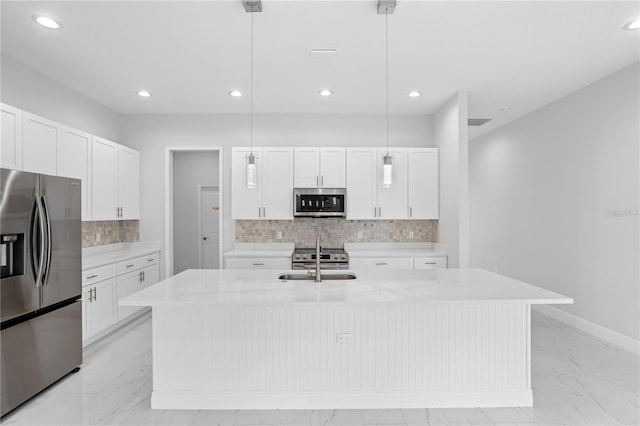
left=139, top=271, right=143, bottom=282
left=376, top=262, right=387, bottom=266
left=142, top=271, right=145, bottom=281
left=378, top=207, right=382, bottom=217
left=92, top=287, right=97, bottom=301
left=87, top=288, right=92, bottom=302
left=321, top=176, right=324, bottom=187
left=126, top=264, right=135, bottom=268
left=252, top=263, right=264, bottom=266
left=424, top=262, right=437, bottom=265
left=262, top=207, right=266, bottom=217
left=410, top=207, right=413, bottom=218
left=147, top=258, right=155, bottom=262
left=86, top=274, right=98, bottom=279
left=316, top=176, right=319, bottom=186
left=374, top=207, right=377, bottom=218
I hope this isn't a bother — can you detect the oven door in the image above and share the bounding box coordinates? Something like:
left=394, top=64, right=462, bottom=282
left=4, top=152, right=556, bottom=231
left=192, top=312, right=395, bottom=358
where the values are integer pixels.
left=293, top=188, right=346, bottom=218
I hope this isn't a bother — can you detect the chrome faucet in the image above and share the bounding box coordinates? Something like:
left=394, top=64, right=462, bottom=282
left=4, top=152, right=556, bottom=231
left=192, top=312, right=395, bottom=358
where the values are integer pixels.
left=315, top=233, right=322, bottom=282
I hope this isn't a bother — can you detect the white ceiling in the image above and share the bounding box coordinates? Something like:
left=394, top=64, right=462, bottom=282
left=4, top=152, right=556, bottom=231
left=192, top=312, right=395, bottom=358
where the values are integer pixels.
left=1, top=1, right=638, bottom=138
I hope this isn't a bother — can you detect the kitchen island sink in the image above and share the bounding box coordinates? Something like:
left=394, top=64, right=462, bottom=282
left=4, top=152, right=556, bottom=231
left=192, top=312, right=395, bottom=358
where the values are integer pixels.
left=278, top=272, right=357, bottom=281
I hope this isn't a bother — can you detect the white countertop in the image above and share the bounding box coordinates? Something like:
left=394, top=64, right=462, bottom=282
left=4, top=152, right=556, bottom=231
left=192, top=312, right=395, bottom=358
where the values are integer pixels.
left=83, top=242, right=161, bottom=270
left=120, top=268, right=572, bottom=307
left=223, top=242, right=447, bottom=258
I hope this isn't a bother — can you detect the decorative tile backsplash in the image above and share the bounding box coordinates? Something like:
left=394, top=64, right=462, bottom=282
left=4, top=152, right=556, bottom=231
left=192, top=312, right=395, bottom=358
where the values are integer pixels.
left=82, top=220, right=140, bottom=248
left=236, top=219, right=438, bottom=247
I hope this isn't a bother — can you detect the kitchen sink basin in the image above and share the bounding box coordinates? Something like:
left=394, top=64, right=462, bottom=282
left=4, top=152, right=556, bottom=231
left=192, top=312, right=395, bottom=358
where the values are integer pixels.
left=278, top=272, right=357, bottom=281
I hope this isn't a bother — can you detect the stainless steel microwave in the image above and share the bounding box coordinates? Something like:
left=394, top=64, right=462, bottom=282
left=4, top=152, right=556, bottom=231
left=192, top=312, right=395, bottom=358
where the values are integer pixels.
left=293, top=188, right=346, bottom=218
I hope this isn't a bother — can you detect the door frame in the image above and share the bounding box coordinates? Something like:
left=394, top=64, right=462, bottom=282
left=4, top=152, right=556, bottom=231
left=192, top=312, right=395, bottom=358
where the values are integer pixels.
left=164, top=147, right=223, bottom=278
left=197, top=184, right=220, bottom=269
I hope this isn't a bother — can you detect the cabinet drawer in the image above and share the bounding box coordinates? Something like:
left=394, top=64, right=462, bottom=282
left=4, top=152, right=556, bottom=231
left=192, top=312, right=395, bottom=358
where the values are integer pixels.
left=350, top=257, right=414, bottom=270
left=116, top=252, right=159, bottom=275
left=225, top=257, right=290, bottom=270
left=414, top=256, right=447, bottom=269
left=82, top=264, right=116, bottom=286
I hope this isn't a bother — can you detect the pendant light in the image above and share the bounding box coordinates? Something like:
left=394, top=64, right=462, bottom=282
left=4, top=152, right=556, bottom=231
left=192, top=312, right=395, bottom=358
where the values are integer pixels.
left=244, top=1, right=261, bottom=188
left=380, top=1, right=394, bottom=188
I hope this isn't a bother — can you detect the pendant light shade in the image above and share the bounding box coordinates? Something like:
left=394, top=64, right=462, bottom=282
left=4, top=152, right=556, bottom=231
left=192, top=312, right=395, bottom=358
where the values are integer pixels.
left=246, top=152, right=257, bottom=188
left=383, top=154, right=393, bottom=188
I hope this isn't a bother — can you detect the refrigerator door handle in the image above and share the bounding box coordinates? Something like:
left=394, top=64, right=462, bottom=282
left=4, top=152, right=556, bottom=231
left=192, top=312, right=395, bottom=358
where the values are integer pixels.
left=32, top=195, right=46, bottom=287
left=40, top=196, right=53, bottom=286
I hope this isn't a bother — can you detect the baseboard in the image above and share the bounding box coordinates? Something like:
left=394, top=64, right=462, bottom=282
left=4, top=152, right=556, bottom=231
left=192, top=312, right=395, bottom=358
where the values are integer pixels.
left=151, top=390, right=533, bottom=409
left=533, top=305, right=639, bottom=355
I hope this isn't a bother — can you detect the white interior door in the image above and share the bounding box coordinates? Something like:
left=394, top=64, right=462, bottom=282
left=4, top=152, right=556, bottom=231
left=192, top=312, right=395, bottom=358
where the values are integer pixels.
left=199, top=186, right=220, bottom=269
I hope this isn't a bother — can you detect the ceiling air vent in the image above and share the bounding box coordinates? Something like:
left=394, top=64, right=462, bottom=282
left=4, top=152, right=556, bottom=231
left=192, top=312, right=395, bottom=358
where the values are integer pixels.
left=468, top=118, right=492, bottom=126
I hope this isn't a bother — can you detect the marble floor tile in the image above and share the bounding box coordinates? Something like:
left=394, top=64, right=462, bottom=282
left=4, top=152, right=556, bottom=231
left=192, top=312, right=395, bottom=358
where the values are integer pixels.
left=320, top=409, right=364, bottom=425
left=1, top=311, right=638, bottom=426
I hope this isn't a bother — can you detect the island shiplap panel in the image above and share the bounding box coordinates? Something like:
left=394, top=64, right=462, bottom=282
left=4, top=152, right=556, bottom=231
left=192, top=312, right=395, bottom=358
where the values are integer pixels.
left=151, top=303, right=529, bottom=399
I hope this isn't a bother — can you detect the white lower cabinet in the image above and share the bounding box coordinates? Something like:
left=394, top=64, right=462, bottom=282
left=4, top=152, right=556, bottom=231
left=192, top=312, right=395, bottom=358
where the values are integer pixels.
left=83, top=277, right=117, bottom=340
left=350, top=257, right=414, bottom=270
left=82, top=251, right=160, bottom=345
left=225, top=257, right=290, bottom=270
left=350, top=255, right=448, bottom=270
left=414, top=256, right=448, bottom=269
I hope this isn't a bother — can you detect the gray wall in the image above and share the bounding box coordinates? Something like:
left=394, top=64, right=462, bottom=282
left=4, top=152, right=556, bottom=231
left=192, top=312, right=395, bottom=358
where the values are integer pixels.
left=1, top=55, right=119, bottom=140
left=172, top=151, right=219, bottom=274
left=469, top=63, right=640, bottom=341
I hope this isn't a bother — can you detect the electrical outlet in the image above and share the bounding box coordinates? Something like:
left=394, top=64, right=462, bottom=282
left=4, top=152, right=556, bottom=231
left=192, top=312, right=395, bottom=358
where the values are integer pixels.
left=95, top=232, right=101, bottom=242
left=336, top=333, right=353, bottom=344
left=276, top=231, right=283, bottom=240
left=409, top=231, right=414, bottom=239
left=357, top=231, right=363, bottom=239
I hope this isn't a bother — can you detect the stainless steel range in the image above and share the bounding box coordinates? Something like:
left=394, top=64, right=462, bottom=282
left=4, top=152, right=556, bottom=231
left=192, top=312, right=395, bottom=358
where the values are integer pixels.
left=292, top=248, right=349, bottom=270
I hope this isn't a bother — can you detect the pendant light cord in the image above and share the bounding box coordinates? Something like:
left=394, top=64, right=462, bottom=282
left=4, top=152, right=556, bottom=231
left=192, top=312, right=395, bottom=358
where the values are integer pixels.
left=385, top=5, right=389, bottom=156
left=250, top=10, right=254, bottom=155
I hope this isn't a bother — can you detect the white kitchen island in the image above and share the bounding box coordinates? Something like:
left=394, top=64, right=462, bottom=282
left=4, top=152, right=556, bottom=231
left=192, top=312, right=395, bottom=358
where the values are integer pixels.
left=120, top=268, right=571, bottom=410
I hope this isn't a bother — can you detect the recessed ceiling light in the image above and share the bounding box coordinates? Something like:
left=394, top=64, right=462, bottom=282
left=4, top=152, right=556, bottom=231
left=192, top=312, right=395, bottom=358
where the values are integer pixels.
left=319, top=89, right=332, bottom=97
left=137, top=90, right=152, bottom=97
left=32, top=15, right=62, bottom=29
left=229, top=90, right=243, bottom=97
left=623, top=18, right=640, bottom=30
left=407, top=91, right=422, bottom=98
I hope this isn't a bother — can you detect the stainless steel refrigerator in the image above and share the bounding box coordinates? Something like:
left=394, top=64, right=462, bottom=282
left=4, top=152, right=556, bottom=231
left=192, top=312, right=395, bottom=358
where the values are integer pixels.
left=0, top=168, right=82, bottom=417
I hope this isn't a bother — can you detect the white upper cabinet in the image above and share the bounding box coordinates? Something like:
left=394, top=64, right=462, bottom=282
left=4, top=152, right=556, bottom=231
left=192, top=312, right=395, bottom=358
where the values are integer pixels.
left=59, top=126, right=91, bottom=220
left=294, top=148, right=345, bottom=188
left=262, top=147, right=294, bottom=219
left=22, top=112, right=61, bottom=175
left=232, top=147, right=293, bottom=220
left=91, top=137, right=119, bottom=220
left=408, top=148, right=439, bottom=219
left=377, top=148, right=407, bottom=219
left=0, top=103, right=23, bottom=170
left=346, top=148, right=378, bottom=219
left=117, top=145, right=140, bottom=220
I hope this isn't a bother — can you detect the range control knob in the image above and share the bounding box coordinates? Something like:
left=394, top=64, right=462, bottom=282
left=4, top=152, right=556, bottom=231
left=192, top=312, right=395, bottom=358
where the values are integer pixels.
left=295, top=254, right=301, bottom=259
left=302, top=255, right=308, bottom=260
left=341, top=255, right=346, bottom=259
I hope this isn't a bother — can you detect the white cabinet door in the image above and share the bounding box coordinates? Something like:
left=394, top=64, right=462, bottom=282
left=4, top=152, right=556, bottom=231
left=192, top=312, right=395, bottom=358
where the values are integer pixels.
left=294, top=148, right=320, bottom=188
left=22, top=112, right=61, bottom=175
left=225, top=257, right=290, bottom=270
left=87, top=278, right=117, bottom=338
left=377, top=148, right=407, bottom=219
left=232, top=147, right=262, bottom=219
left=91, top=137, right=118, bottom=220
left=263, top=147, right=293, bottom=219
left=117, top=145, right=140, bottom=220
left=350, top=257, right=414, bottom=270
left=346, top=148, right=377, bottom=219
left=320, top=148, right=346, bottom=187
left=408, top=148, right=439, bottom=219
left=0, top=104, right=23, bottom=170
left=116, top=270, right=143, bottom=321
left=59, top=126, right=91, bottom=220
left=141, top=264, right=160, bottom=289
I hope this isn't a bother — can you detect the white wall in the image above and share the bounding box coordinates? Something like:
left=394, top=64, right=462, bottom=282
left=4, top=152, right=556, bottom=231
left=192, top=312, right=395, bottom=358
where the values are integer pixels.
left=1, top=55, right=119, bottom=140
left=172, top=151, right=219, bottom=274
left=119, top=114, right=434, bottom=276
left=469, top=63, right=639, bottom=341
left=433, top=92, right=469, bottom=268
